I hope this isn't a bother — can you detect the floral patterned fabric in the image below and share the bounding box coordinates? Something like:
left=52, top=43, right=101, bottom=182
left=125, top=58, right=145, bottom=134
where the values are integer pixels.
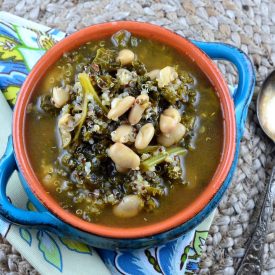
left=0, top=12, right=215, bottom=275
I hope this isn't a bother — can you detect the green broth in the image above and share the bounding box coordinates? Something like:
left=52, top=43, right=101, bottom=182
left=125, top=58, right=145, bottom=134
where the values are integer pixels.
left=25, top=33, right=223, bottom=227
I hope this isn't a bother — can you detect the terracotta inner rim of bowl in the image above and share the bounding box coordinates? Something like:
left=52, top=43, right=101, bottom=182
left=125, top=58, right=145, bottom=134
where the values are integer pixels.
left=13, top=21, right=236, bottom=239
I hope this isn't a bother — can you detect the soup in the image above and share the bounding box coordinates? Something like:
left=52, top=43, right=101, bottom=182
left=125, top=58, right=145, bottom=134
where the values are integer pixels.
left=25, top=30, right=223, bottom=227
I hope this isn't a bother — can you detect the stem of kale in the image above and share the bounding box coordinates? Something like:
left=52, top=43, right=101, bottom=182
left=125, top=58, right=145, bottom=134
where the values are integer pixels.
left=79, top=73, right=108, bottom=114
left=73, top=73, right=108, bottom=142
left=136, top=145, right=161, bottom=154
left=140, top=146, right=187, bottom=171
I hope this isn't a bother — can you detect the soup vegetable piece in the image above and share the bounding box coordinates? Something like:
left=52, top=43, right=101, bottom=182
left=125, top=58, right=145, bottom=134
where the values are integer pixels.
left=26, top=30, right=223, bottom=226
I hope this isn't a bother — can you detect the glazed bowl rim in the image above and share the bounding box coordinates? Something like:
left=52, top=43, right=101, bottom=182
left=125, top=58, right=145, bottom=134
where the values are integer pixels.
left=13, top=21, right=236, bottom=239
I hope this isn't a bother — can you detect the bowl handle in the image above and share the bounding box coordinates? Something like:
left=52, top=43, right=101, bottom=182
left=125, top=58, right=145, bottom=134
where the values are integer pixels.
left=0, top=136, right=63, bottom=230
left=193, top=41, right=255, bottom=138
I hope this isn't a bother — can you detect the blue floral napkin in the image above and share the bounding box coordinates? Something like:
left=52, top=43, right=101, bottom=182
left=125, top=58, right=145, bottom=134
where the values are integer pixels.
left=0, top=11, right=216, bottom=274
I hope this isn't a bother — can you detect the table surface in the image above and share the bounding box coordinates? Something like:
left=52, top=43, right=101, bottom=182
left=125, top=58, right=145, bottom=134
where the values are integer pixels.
left=0, top=0, right=274, bottom=274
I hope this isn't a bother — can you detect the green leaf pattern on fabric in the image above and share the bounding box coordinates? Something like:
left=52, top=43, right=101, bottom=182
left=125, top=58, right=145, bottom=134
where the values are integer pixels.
left=59, top=237, right=93, bottom=255
left=145, top=249, right=163, bottom=274
left=0, top=36, right=23, bottom=61
left=3, top=86, right=20, bottom=105
left=192, top=231, right=208, bottom=256
left=0, top=21, right=61, bottom=107
left=37, top=231, right=63, bottom=272
left=19, top=227, right=32, bottom=246
left=180, top=245, right=190, bottom=270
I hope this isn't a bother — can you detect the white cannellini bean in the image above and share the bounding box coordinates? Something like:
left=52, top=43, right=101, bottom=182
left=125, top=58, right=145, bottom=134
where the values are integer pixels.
left=108, top=142, right=140, bottom=170
left=159, top=114, right=178, bottom=134
left=163, top=107, right=181, bottom=123
left=111, top=98, right=122, bottom=109
left=113, top=195, right=144, bottom=218
left=157, top=123, right=186, bottom=147
left=52, top=86, right=70, bottom=108
left=116, top=49, right=135, bottom=65
left=160, top=107, right=181, bottom=134
left=156, top=66, right=178, bottom=88
left=107, top=96, right=135, bottom=121
left=128, top=94, right=150, bottom=125
left=111, top=124, right=135, bottom=143
left=168, top=123, right=186, bottom=143
left=135, top=123, right=155, bottom=150
left=146, top=69, right=160, bottom=80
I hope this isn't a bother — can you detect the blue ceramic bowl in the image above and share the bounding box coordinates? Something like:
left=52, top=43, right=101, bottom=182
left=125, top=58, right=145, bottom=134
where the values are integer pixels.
left=0, top=22, right=255, bottom=250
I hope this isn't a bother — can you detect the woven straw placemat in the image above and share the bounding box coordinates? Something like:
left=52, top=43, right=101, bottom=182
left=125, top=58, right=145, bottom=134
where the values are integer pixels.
left=0, top=0, right=274, bottom=274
